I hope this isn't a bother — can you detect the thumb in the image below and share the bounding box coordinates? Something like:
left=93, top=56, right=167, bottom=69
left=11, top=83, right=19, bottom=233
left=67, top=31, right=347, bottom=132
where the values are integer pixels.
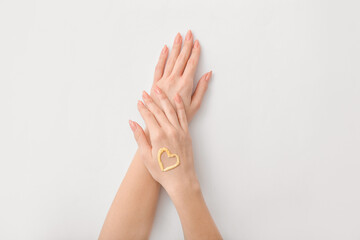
left=190, top=71, right=212, bottom=115
left=129, top=120, right=151, bottom=151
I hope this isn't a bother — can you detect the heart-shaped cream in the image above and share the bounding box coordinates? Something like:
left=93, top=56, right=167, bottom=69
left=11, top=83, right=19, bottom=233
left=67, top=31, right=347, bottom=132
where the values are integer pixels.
left=157, top=147, right=180, bottom=172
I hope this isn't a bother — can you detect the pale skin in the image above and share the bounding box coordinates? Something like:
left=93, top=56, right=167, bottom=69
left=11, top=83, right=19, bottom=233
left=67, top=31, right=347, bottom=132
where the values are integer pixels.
left=99, top=30, right=221, bottom=239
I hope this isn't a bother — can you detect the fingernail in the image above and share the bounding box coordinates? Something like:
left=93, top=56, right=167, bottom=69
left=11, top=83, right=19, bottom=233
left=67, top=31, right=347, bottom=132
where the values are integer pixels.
left=174, top=33, right=182, bottom=44
left=142, top=90, right=150, bottom=99
left=194, top=40, right=199, bottom=49
left=154, top=86, right=162, bottom=95
left=138, top=100, right=144, bottom=107
left=205, top=71, right=212, bottom=81
left=161, top=45, right=167, bottom=54
left=129, top=120, right=136, bottom=131
left=185, top=30, right=192, bottom=41
left=174, top=93, right=181, bottom=103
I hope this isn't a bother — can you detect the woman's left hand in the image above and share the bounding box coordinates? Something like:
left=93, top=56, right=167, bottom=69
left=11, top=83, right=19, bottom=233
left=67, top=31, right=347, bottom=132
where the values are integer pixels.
left=151, top=31, right=212, bottom=122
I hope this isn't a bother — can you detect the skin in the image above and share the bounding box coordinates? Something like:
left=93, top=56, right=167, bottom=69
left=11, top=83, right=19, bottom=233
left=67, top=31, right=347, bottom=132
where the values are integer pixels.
left=132, top=90, right=222, bottom=239
left=99, top=30, right=218, bottom=239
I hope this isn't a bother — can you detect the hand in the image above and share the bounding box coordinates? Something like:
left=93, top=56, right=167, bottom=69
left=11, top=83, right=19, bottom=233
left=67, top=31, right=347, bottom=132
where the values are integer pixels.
left=129, top=87, right=198, bottom=193
left=129, top=88, right=222, bottom=240
left=151, top=30, right=212, bottom=122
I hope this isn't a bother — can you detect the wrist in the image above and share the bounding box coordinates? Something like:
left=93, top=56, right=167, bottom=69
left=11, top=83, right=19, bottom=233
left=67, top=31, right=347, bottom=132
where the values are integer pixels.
left=164, top=173, right=201, bottom=200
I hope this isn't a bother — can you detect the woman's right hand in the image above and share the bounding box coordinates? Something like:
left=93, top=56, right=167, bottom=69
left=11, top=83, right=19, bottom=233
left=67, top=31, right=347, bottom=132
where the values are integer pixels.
left=129, top=86, right=199, bottom=194
left=129, top=87, right=222, bottom=240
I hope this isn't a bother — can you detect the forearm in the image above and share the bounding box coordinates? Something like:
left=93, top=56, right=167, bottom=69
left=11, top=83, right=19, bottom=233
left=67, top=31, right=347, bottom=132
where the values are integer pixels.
left=99, top=149, right=160, bottom=239
left=100, top=30, right=212, bottom=238
left=168, top=181, right=222, bottom=240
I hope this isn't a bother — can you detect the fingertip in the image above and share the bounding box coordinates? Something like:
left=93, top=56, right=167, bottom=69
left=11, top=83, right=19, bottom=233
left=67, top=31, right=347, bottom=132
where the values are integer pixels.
left=205, top=71, right=212, bottom=81
left=129, top=120, right=136, bottom=131
left=161, top=45, right=168, bottom=54
left=137, top=100, right=144, bottom=109
left=185, top=30, right=193, bottom=41
left=194, top=39, right=200, bottom=49
left=174, top=32, right=182, bottom=44
left=142, top=90, right=151, bottom=101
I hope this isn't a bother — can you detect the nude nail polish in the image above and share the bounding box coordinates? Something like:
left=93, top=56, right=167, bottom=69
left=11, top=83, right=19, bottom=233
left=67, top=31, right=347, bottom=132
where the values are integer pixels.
left=142, top=91, right=149, bottom=99
left=185, top=30, right=192, bottom=40
left=174, top=33, right=182, bottom=44
left=161, top=45, right=167, bottom=54
left=129, top=120, right=136, bottom=131
left=205, top=71, right=212, bottom=81
left=194, top=40, right=199, bottom=48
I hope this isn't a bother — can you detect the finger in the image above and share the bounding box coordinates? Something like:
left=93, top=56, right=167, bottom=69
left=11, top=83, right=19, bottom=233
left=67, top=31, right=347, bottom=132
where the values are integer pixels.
left=163, top=33, right=182, bottom=78
left=174, top=93, right=188, bottom=131
left=153, top=86, right=180, bottom=128
left=182, top=40, right=200, bottom=80
left=137, top=100, right=160, bottom=132
left=129, top=120, right=151, bottom=151
left=142, top=90, right=171, bottom=128
left=153, top=45, right=168, bottom=83
left=172, top=30, right=193, bottom=76
left=190, top=71, right=212, bottom=114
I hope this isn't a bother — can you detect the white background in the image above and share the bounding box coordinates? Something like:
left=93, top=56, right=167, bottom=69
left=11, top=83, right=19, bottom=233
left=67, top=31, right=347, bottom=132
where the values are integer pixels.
left=1, top=0, right=359, bottom=239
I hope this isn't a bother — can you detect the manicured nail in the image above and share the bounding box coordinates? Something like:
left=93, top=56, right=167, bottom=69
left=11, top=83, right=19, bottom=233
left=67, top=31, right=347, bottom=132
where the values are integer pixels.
left=205, top=71, right=212, bottom=81
left=194, top=40, right=199, bottom=48
left=154, top=86, right=162, bottom=95
left=174, top=33, right=182, bottom=44
left=138, top=100, right=144, bottom=107
left=174, top=93, right=181, bottom=103
left=161, top=45, right=167, bottom=54
left=129, top=120, right=136, bottom=131
left=142, top=90, right=150, bottom=99
left=185, top=30, right=192, bottom=41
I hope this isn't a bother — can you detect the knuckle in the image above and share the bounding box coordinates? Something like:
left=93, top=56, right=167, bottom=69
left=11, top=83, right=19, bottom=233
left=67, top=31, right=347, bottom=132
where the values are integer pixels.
left=177, top=101, right=185, bottom=109
left=166, top=58, right=175, bottom=69
left=179, top=81, right=191, bottom=92
left=150, top=87, right=157, bottom=96
left=178, top=106, right=185, bottom=113
left=144, top=110, right=153, bottom=118
left=154, top=108, right=163, bottom=116
left=180, top=54, right=187, bottom=63
left=152, top=131, right=163, bottom=141
left=187, top=58, right=197, bottom=68
left=167, top=128, right=178, bottom=139
left=167, top=73, right=176, bottom=82
left=169, top=57, right=177, bottom=64
left=158, top=92, right=167, bottom=101
left=177, top=52, right=186, bottom=62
